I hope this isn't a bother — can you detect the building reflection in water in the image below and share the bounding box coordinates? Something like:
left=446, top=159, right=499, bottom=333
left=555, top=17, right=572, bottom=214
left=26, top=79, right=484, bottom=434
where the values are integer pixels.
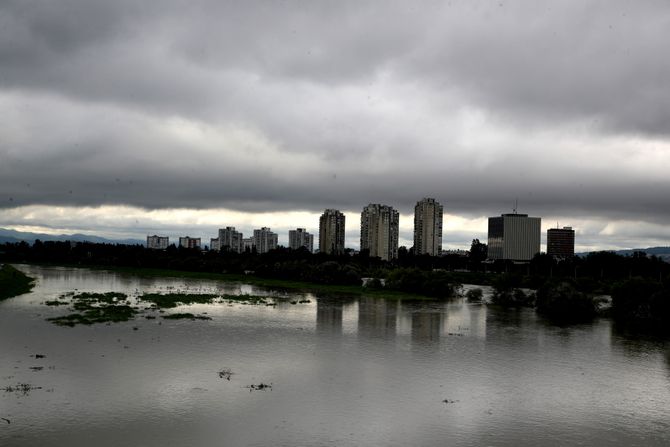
left=316, top=296, right=344, bottom=335
left=411, top=310, right=442, bottom=343
left=358, top=297, right=397, bottom=340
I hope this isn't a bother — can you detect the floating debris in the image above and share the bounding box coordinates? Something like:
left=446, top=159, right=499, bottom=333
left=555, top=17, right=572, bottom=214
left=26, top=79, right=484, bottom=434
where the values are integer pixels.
left=218, top=368, right=234, bottom=380
left=245, top=383, right=272, bottom=391
left=3, top=383, right=43, bottom=395
left=442, top=399, right=459, bottom=404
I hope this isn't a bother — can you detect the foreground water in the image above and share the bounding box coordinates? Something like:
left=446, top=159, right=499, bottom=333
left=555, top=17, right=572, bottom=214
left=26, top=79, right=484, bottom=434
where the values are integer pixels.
left=1, top=265, right=669, bottom=447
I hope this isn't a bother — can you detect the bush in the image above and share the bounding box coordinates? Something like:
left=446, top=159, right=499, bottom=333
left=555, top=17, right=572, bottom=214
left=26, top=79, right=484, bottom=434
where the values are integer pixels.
left=385, top=268, right=459, bottom=298
left=465, top=288, right=483, bottom=302
left=611, top=278, right=670, bottom=323
left=535, top=280, right=596, bottom=322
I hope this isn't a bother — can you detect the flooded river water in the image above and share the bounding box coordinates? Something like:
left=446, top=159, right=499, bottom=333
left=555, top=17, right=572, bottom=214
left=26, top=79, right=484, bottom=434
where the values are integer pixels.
left=1, top=265, right=669, bottom=446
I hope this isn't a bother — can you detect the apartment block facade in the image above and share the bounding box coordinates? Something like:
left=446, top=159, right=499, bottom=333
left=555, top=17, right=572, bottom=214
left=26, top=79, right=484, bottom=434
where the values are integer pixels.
left=319, top=209, right=346, bottom=255
left=413, top=198, right=443, bottom=256
left=547, top=227, right=575, bottom=258
left=360, top=204, right=399, bottom=261
left=289, top=228, right=314, bottom=253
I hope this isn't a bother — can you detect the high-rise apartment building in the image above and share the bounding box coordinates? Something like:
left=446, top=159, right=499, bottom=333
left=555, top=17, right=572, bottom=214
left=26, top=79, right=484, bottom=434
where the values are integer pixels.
left=319, top=209, right=346, bottom=255
left=413, top=198, right=443, bottom=256
left=252, top=227, right=278, bottom=254
left=360, top=204, right=399, bottom=261
left=178, top=236, right=201, bottom=249
left=218, top=227, right=243, bottom=253
left=147, top=235, right=169, bottom=250
left=289, top=228, right=314, bottom=253
left=210, top=238, right=220, bottom=251
left=547, top=227, right=575, bottom=259
left=242, top=237, right=254, bottom=253
left=487, top=213, right=541, bottom=261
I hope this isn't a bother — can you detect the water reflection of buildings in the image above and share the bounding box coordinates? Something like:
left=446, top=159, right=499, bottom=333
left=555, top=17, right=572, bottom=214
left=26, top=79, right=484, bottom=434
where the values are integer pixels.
left=358, top=297, right=397, bottom=339
left=411, top=311, right=442, bottom=342
left=316, top=297, right=344, bottom=335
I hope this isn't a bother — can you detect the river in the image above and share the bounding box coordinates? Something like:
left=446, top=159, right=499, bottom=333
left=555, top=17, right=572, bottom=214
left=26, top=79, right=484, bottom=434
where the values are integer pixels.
left=1, top=265, right=669, bottom=446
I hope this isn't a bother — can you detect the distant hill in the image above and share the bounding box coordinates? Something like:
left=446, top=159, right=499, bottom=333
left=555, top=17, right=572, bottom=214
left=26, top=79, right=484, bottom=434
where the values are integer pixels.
left=577, top=247, right=670, bottom=262
left=0, top=228, right=144, bottom=246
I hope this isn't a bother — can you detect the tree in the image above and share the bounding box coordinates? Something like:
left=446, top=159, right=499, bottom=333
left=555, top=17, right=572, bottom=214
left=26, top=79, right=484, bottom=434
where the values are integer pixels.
left=469, top=239, right=487, bottom=270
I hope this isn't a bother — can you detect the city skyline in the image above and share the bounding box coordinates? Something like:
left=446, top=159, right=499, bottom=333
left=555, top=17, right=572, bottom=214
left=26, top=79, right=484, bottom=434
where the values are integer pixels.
left=2, top=1, right=670, bottom=252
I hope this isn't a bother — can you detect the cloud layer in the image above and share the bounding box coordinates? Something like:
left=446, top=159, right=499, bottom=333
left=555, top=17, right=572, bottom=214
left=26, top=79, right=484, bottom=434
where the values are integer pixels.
left=1, top=1, right=669, bottom=249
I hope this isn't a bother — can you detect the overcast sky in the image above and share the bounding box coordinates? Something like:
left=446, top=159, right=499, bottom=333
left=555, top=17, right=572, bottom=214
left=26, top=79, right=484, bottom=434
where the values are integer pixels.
left=2, top=0, right=670, bottom=251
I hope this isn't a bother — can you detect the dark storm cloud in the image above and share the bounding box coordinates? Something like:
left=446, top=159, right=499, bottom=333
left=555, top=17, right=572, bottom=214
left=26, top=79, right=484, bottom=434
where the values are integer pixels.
left=1, top=0, right=670, bottom=231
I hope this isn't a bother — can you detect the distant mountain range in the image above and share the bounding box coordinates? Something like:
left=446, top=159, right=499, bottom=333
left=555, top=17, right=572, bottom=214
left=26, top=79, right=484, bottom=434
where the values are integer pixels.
left=577, top=247, right=670, bottom=261
left=0, top=228, right=144, bottom=246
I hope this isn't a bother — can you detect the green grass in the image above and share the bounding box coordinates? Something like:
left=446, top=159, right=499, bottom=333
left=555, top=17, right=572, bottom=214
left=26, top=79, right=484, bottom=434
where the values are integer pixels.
left=139, top=292, right=219, bottom=308
left=47, top=304, right=138, bottom=327
left=0, top=264, right=35, bottom=301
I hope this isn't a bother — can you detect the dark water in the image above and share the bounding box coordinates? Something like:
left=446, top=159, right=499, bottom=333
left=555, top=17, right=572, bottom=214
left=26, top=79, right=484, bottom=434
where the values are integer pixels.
left=1, top=265, right=669, bottom=446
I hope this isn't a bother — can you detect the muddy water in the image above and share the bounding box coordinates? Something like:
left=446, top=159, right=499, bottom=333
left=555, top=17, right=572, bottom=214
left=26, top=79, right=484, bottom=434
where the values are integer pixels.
left=1, top=265, right=669, bottom=446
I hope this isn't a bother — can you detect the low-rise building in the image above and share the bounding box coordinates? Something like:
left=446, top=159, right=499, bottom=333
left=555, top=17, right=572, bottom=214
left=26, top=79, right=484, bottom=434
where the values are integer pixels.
left=289, top=228, right=314, bottom=252
left=147, top=235, right=169, bottom=250
left=178, top=236, right=201, bottom=249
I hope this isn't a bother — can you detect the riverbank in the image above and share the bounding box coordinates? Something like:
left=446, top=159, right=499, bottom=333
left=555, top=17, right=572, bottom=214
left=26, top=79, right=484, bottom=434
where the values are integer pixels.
left=0, top=264, right=35, bottom=300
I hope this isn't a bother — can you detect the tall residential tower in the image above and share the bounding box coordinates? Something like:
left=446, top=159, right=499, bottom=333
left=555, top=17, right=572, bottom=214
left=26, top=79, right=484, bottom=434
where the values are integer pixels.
left=319, top=209, right=346, bottom=255
left=360, top=204, right=399, bottom=261
left=252, top=227, right=278, bottom=254
left=547, top=227, right=575, bottom=259
left=413, top=198, right=443, bottom=256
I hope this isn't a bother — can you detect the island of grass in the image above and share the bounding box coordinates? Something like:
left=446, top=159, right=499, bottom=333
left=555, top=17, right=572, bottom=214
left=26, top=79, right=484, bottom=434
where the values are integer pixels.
left=44, top=290, right=279, bottom=326
left=139, top=292, right=271, bottom=308
left=100, top=267, right=436, bottom=301
left=0, top=264, right=35, bottom=301
left=46, top=291, right=137, bottom=326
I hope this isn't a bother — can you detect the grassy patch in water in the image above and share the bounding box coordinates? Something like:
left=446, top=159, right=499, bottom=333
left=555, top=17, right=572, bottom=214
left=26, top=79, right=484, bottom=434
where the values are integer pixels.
left=220, top=294, right=269, bottom=305
left=44, top=300, right=70, bottom=306
left=162, top=313, right=211, bottom=320
left=69, top=291, right=128, bottom=303
left=47, top=304, right=138, bottom=327
left=0, top=264, right=35, bottom=301
left=139, top=292, right=219, bottom=308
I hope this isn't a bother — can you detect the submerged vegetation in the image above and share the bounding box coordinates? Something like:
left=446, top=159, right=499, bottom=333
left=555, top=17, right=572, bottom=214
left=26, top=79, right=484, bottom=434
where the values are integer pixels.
left=139, top=292, right=218, bottom=308
left=535, top=280, right=597, bottom=323
left=47, top=292, right=138, bottom=326
left=42, top=290, right=309, bottom=326
left=0, top=264, right=35, bottom=301
left=162, top=312, right=211, bottom=320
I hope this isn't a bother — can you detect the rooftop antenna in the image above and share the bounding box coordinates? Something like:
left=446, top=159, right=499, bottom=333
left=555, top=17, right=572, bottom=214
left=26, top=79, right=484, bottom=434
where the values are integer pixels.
left=513, top=198, right=518, bottom=214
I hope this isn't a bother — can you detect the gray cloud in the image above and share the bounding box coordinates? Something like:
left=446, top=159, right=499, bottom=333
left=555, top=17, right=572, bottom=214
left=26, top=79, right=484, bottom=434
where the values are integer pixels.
left=1, top=0, right=670, bottom=248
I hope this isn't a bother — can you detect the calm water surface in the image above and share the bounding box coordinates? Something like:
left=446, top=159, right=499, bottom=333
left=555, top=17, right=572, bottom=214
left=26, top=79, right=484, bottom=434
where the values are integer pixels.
left=1, top=265, right=669, bottom=446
